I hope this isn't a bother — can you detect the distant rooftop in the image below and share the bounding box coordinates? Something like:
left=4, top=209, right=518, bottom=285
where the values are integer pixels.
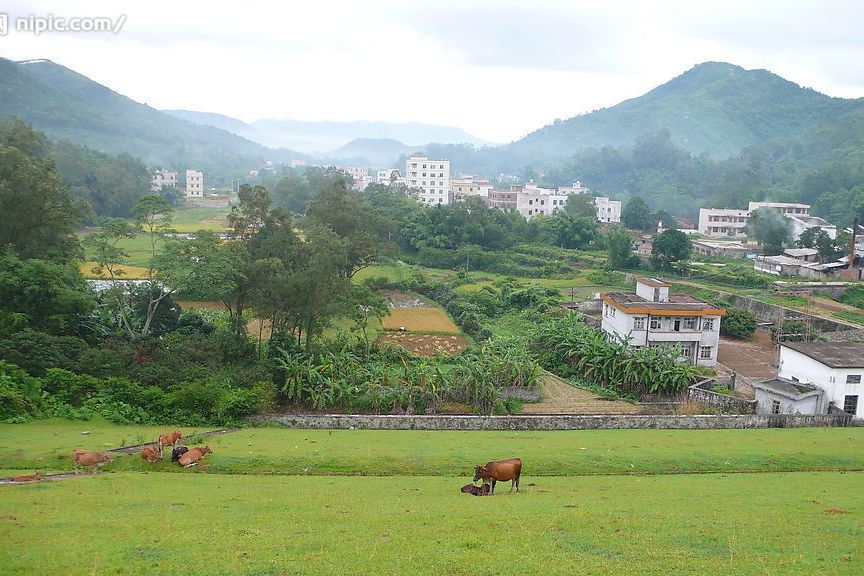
left=782, top=342, right=864, bottom=369
left=791, top=215, right=835, bottom=227
left=603, top=292, right=724, bottom=314
left=783, top=248, right=818, bottom=257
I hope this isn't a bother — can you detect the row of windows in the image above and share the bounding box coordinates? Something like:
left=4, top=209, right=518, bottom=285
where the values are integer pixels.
left=410, top=163, right=446, bottom=170
left=646, top=343, right=713, bottom=360
left=632, top=317, right=714, bottom=331
left=708, top=216, right=747, bottom=223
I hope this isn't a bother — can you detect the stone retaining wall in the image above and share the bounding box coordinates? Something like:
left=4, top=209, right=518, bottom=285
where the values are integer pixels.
left=256, top=413, right=857, bottom=430
left=687, top=379, right=756, bottom=414
left=500, top=387, right=541, bottom=402
left=727, top=295, right=855, bottom=333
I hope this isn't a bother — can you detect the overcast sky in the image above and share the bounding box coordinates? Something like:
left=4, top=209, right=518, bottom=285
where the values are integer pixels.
left=2, top=0, right=862, bottom=143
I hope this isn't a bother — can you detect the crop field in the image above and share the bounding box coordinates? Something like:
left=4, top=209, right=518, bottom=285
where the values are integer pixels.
left=170, top=205, right=232, bottom=232
left=382, top=307, right=461, bottom=334
left=1, top=421, right=863, bottom=575
left=79, top=261, right=151, bottom=280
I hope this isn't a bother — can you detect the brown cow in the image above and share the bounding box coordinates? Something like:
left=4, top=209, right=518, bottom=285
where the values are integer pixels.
left=73, top=450, right=113, bottom=473
left=473, top=458, right=522, bottom=494
left=12, top=472, right=42, bottom=482
left=157, top=431, right=183, bottom=455
left=460, top=482, right=490, bottom=496
left=177, top=446, right=212, bottom=468
left=141, top=445, right=162, bottom=463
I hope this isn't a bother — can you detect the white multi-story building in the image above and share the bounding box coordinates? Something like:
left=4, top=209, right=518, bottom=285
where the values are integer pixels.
left=451, top=176, right=492, bottom=202
left=516, top=189, right=568, bottom=219
left=342, top=167, right=369, bottom=181
left=748, top=201, right=810, bottom=217
left=594, top=197, right=622, bottom=223
left=406, top=154, right=450, bottom=205
left=752, top=342, right=864, bottom=418
left=698, top=208, right=750, bottom=238
left=600, top=276, right=725, bottom=366
left=789, top=215, right=837, bottom=241
left=185, top=170, right=203, bottom=198
left=376, top=169, right=400, bottom=184
left=557, top=181, right=590, bottom=195
left=151, top=169, right=178, bottom=192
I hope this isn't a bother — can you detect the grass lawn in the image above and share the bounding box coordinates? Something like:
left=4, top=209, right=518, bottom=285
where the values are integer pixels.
left=1, top=471, right=861, bottom=575
left=382, top=307, right=461, bottom=334
left=3, top=421, right=862, bottom=476
left=170, top=205, right=231, bottom=233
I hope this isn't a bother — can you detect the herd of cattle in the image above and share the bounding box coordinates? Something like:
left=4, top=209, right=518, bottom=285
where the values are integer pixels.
left=9, top=429, right=521, bottom=495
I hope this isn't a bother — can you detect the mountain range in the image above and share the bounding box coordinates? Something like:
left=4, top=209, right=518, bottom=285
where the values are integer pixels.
left=1, top=58, right=863, bottom=183
left=162, top=110, right=488, bottom=156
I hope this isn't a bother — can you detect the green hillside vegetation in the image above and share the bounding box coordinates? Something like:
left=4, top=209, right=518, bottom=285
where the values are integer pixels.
left=0, top=59, right=302, bottom=181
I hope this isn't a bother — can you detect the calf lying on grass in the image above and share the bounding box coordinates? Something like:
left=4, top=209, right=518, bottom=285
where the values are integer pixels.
left=73, top=450, right=112, bottom=473
left=460, top=482, right=490, bottom=496
left=141, top=445, right=162, bottom=463
left=178, top=446, right=212, bottom=468
left=171, top=446, right=189, bottom=462
left=12, top=472, right=42, bottom=482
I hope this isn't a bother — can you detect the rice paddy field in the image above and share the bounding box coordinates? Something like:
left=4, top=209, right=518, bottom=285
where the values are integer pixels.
left=381, top=307, right=461, bottom=334
left=1, top=420, right=863, bottom=575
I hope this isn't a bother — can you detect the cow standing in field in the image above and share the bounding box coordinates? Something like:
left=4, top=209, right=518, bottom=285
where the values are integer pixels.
left=73, top=450, right=113, bottom=473
left=177, top=446, right=212, bottom=468
left=141, top=445, right=162, bottom=463
left=473, top=458, right=522, bottom=494
left=157, top=431, right=183, bottom=456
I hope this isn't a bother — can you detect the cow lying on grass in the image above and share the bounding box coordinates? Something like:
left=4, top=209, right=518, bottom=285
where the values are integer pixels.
left=171, top=446, right=189, bottom=462
left=73, top=450, right=112, bottom=473
left=460, top=482, right=490, bottom=496
left=177, top=446, right=212, bottom=468
left=12, top=472, right=42, bottom=483
left=141, top=445, right=162, bottom=463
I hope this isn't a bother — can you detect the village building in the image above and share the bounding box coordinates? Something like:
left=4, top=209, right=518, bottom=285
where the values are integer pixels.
left=185, top=169, right=203, bottom=198
left=754, top=343, right=864, bottom=418
left=406, top=154, right=451, bottom=205
left=600, top=276, right=725, bottom=366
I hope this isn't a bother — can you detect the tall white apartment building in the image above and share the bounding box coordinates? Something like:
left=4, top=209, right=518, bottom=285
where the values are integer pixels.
left=601, top=276, right=725, bottom=366
left=594, top=197, right=622, bottom=223
left=516, top=188, right=569, bottom=219
left=406, top=154, right=450, bottom=205
left=185, top=170, right=203, bottom=198
left=151, top=169, right=178, bottom=192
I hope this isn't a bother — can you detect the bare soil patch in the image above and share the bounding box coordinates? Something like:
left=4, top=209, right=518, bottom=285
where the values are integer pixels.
left=379, top=333, right=469, bottom=356
left=522, top=373, right=641, bottom=415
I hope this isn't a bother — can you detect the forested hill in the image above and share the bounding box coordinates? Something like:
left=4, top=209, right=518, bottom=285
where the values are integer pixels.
left=0, top=59, right=303, bottom=181
left=509, top=62, right=863, bottom=161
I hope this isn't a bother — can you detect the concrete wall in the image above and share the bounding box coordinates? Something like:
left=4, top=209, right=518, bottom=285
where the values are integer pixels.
left=688, top=380, right=756, bottom=414
left=256, top=413, right=856, bottom=430
left=500, top=387, right=541, bottom=402
left=727, top=295, right=856, bottom=333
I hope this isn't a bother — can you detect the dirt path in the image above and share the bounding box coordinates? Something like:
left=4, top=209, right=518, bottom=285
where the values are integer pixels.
left=522, top=372, right=641, bottom=415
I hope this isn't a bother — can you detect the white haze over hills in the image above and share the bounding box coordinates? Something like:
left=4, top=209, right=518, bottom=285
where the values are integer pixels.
left=162, top=110, right=491, bottom=155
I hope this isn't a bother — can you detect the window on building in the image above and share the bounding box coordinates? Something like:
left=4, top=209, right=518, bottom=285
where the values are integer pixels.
left=683, top=317, right=697, bottom=330
left=702, top=318, right=714, bottom=331
left=633, top=317, right=646, bottom=330
left=771, top=400, right=781, bottom=414
left=843, top=395, right=858, bottom=414
left=847, top=375, right=862, bottom=384
left=699, top=346, right=712, bottom=359
left=680, top=346, right=692, bottom=358
left=649, top=318, right=661, bottom=330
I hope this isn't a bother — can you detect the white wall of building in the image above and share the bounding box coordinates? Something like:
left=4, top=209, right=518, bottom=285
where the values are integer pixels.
left=185, top=169, right=203, bottom=198
left=778, top=347, right=864, bottom=417
left=698, top=208, right=750, bottom=237
left=748, top=201, right=810, bottom=216
left=376, top=169, right=400, bottom=184
left=789, top=216, right=837, bottom=241
left=594, top=197, right=621, bottom=223
left=151, top=169, right=178, bottom=192
left=406, top=155, right=450, bottom=205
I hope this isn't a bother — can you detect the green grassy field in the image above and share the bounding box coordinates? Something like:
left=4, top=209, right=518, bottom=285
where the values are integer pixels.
left=2, top=471, right=861, bottom=575
left=2, top=421, right=863, bottom=574
left=3, top=420, right=862, bottom=476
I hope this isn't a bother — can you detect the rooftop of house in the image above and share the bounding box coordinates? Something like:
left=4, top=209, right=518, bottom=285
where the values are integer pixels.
left=602, top=292, right=724, bottom=314
left=634, top=276, right=671, bottom=287
left=782, top=342, right=864, bottom=369
left=790, top=215, right=835, bottom=227
left=753, top=377, right=822, bottom=399
left=783, top=248, right=818, bottom=258
left=756, top=255, right=804, bottom=266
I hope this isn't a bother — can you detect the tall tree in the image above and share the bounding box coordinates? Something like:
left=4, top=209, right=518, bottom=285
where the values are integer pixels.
left=621, top=197, right=653, bottom=231
left=606, top=228, right=638, bottom=269
left=651, top=229, right=691, bottom=273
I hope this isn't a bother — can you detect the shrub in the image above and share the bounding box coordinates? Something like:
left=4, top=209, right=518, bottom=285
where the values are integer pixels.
left=40, top=368, right=99, bottom=406
left=841, top=285, right=864, bottom=310
left=720, top=308, right=758, bottom=339
left=0, top=361, right=41, bottom=420
left=0, top=329, right=88, bottom=376
left=217, top=387, right=263, bottom=421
